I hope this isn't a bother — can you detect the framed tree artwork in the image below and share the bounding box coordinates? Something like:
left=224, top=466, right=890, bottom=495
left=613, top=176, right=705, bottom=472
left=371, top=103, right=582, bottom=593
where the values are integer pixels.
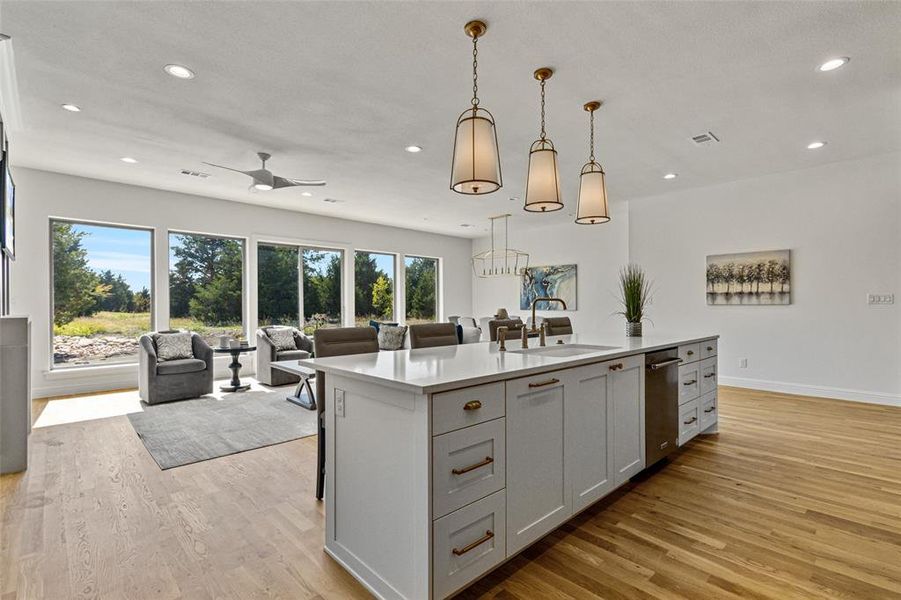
left=706, top=250, right=790, bottom=305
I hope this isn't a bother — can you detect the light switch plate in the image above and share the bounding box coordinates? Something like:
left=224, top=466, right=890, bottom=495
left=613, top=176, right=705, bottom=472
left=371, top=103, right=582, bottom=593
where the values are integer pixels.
left=335, top=389, right=345, bottom=417
left=867, top=293, right=895, bottom=305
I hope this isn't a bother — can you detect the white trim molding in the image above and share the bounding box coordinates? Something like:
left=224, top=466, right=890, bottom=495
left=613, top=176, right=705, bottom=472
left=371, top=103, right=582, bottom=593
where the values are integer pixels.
left=719, top=376, right=901, bottom=407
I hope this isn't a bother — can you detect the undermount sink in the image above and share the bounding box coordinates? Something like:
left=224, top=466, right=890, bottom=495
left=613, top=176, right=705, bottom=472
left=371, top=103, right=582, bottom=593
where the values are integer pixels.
left=509, top=343, right=619, bottom=357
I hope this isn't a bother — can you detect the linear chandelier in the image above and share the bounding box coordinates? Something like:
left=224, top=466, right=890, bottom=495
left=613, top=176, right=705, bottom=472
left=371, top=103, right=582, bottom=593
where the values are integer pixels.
left=471, top=214, right=529, bottom=278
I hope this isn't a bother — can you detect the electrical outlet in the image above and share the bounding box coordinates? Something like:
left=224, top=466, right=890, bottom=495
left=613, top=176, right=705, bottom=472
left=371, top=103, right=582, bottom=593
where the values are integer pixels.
left=738, top=358, right=748, bottom=369
left=335, top=389, right=345, bottom=417
left=867, top=293, right=895, bottom=305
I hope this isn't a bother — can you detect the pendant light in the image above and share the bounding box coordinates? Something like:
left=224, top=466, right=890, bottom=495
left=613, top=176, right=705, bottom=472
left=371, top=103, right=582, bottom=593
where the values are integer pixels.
left=575, top=101, right=610, bottom=225
left=524, top=68, right=563, bottom=213
left=450, top=20, right=502, bottom=195
left=471, top=214, right=529, bottom=278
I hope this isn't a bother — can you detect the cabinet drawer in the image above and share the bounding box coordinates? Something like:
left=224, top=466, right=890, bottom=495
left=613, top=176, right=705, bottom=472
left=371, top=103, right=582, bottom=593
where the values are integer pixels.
left=432, top=381, right=505, bottom=436
left=699, top=357, right=717, bottom=395
left=699, top=391, right=718, bottom=431
left=433, top=418, right=506, bottom=518
left=700, top=339, right=717, bottom=359
left=678, top=343, right=701, bottom=364
left=678, top=363, right=700, bottom=404
left=433, top=490, right=506, bottom=600
left=678, top=399, right=700, bottom=446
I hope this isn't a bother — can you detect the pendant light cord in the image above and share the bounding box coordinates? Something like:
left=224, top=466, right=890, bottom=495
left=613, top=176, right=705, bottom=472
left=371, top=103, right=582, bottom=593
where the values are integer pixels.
left=539, top=78, right=547, bottom=140
left=588, top=109, right=596, bottom=163
left=471, top=36, right=479, bottom=108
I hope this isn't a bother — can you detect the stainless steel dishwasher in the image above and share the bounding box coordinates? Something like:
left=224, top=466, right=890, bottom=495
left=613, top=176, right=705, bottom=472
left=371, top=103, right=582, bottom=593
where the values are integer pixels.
left=645, top=348, right=682, bottom=466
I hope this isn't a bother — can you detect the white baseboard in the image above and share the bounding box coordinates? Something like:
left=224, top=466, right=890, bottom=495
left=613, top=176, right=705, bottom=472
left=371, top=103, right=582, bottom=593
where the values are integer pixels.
left=719, top=376, right=901, bottom=407
left=33, top=357, right=258, bottom=400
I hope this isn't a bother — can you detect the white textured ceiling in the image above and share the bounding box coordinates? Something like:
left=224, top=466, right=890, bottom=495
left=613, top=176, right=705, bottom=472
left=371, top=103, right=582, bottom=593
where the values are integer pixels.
left=0, top=1, right=899, bottom=238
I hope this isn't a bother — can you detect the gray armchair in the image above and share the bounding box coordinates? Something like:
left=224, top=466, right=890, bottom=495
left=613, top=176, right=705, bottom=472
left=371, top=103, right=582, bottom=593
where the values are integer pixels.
left=256, top=327, right=313, bottom=386
left=139, top=332, right=213, bottom=404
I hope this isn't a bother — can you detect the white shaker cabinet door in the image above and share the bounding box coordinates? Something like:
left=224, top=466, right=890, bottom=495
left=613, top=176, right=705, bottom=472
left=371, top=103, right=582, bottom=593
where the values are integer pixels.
left=611, top=354, right=646, bottom=486
left=505, top=373, right=570, bottom=555
left=565, top=363, right=615, bottom=513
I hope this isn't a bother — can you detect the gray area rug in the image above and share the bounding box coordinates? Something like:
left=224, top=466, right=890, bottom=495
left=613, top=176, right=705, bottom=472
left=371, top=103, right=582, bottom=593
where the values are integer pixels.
left=128, top=389, right=317, bottom=469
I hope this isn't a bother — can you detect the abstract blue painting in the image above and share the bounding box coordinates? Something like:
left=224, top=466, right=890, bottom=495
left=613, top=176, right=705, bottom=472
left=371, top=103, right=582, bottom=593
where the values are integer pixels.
left=520, top=264, right=577, bottom=310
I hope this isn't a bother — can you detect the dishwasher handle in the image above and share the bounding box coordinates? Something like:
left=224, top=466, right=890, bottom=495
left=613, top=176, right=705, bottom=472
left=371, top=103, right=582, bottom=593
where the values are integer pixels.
left=647, top=357, right=683, bottom=371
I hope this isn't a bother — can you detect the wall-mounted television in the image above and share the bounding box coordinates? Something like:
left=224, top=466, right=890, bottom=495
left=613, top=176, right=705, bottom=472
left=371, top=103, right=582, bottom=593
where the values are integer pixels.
left=1, top=156, right=14, bottom=259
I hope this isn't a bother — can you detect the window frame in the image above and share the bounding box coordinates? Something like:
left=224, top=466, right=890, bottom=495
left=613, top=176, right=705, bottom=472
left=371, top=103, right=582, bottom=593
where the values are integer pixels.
left=299, top=245, right=346, bottom=331
left=167, top=228, right=248, bottom=341
left=403, top=253, right=442, bottom=324
left=353, top=248, right=399, bottom=324
left=48, top=217, right=156, bottom=371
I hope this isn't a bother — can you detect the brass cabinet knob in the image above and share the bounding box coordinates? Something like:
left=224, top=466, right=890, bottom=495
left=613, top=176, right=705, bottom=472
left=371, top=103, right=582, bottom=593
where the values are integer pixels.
left=463, top=400, right=482, bottom=411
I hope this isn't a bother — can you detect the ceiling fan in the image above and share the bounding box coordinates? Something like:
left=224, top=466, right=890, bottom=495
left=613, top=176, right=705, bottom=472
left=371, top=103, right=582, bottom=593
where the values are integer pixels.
left=203, top=152, right=326, bottom=191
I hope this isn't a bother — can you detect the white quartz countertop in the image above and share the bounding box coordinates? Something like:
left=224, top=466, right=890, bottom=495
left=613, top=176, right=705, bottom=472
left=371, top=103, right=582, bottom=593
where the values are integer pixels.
left=298, top=332, right=719, bottom=395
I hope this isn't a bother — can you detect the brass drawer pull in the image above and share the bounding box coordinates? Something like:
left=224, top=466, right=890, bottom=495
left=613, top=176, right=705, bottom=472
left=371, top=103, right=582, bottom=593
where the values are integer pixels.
left=706, top=346, right=714, bottom=352
left=704, top=406, right=716, bottom=413
left=683, top=416, right=698, bottom=425
left=683, top=379, right=697, bottom=386
left=528, top=378, right=560, bottom=388
left=452, top=530, right=495, bottom=556
left=609, top=363, right=624, bottom=371
left=452, top=456, right=494, bottom=475
left=686, top=350, right=694, bottom=356
left=463, top=400, right=482, bottom=411
left=703, top=373, right=716, bottom=379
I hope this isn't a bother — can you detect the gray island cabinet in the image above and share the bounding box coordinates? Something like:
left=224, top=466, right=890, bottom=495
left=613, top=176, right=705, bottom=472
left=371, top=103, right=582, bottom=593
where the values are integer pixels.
left=300, top=332, right=719, bottom=600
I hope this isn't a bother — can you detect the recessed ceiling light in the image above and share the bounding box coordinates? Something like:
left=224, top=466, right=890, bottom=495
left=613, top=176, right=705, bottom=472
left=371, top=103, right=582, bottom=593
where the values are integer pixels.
left=61, top=103, right=81, bottom=112
left=120, top=157, right=138, bottom=164
left=405, top=145, right=423, bottom=153
left=301, top=191, right=313, bottom=197
left=663, top=173, right=677, bottom=180
left=818, top=57, right=849, bottom=72
left=806, top=141, right=826, bottom=150
left=253, top=183, right=273, bottom=191
left=164, top=64, right=195, bottom=79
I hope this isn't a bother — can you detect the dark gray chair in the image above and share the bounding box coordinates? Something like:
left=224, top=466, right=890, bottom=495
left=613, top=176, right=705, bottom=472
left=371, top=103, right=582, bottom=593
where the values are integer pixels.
left=488, top=318, right=524, bottom=342
left=409, top=322, right=459, bottom=349
left=256, top=326, right=313, bottom=386
left=138, top=332, right=213, bottom=404
left=543, top=317, right=573, bottom=336
left=312, top=327, right=380, bottom=500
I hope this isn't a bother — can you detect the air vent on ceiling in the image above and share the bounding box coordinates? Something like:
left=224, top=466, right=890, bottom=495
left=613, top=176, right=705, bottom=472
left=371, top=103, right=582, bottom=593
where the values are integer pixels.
left=180, top=169, right=210, bottom=178
left=322, top=198, right=341, bottom=203
left=690, top=131, right=720, bottom=145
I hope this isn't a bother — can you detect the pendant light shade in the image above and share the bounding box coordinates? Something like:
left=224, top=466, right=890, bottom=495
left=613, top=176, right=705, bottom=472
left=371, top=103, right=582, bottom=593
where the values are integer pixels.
left=451, top=107, right=502, bottom=194
left=524, top=68, right=563, bottom=212
left=575, top=101, right=610, bottom=225
left=450, top=20, right=502, bottom=195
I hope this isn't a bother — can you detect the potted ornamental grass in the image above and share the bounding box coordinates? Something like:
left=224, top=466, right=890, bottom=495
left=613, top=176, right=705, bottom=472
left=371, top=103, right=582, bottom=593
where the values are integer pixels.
left=617, top=264, right=653, bottom=337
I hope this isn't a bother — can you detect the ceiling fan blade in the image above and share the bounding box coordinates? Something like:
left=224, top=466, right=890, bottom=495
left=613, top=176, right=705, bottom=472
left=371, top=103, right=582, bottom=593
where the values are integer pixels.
left=272, top=176, right=301, bottom=189
left=281, top=177, right=327, bottom=186
left=202, top=161, right=252, bottom=176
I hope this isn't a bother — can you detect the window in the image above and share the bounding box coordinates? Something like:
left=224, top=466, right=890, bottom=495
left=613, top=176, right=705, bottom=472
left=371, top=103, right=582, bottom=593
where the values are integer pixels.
left=354, top=251, right=395, bottom=326
left=257, top=243, right=343, bottom=334
left=169, top=232, right=245, bottom=346
left=50, top=220, right=153, bottom=368
left=405, top=256, right=439, bottom=324
left=302, top=248, right=343, bottom=334
left=258, top=243, right=300, bottom=329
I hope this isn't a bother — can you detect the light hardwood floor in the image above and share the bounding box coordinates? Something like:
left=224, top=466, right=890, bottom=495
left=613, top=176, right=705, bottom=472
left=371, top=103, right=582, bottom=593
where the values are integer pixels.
left=2, top=387, right=900, bottom=599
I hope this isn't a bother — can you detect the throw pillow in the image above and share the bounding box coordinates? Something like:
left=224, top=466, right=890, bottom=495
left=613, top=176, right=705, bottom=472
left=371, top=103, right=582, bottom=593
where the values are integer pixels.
left=292, top=329, right=313, bottom=353
left=267, top=328, right=297, bottom=352
left=378, top=325, right=407, bottom=351
left=154, top=332, right=193, bottom=362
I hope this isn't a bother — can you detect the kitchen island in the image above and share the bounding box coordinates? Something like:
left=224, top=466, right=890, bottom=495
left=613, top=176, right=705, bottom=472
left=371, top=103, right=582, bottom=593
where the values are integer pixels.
left=299, top=332, right=719, bottom=600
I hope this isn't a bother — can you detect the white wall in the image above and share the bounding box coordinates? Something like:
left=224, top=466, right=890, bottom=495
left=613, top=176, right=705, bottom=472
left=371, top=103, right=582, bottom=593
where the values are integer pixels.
left=471, top=203, right=630, bottom=334
left=629, top=152, right=901, bottom=405
left=11, top=168, right=473, bottom=398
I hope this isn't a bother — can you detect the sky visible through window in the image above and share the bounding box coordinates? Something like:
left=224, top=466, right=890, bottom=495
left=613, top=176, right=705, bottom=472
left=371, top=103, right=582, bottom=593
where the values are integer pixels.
left=76, top=224, right=152, bottom=290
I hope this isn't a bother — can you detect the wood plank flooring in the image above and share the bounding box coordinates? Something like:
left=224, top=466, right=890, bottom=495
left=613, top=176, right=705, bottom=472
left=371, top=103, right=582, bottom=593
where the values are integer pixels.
left=2, top=387, right=900, bottom=599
